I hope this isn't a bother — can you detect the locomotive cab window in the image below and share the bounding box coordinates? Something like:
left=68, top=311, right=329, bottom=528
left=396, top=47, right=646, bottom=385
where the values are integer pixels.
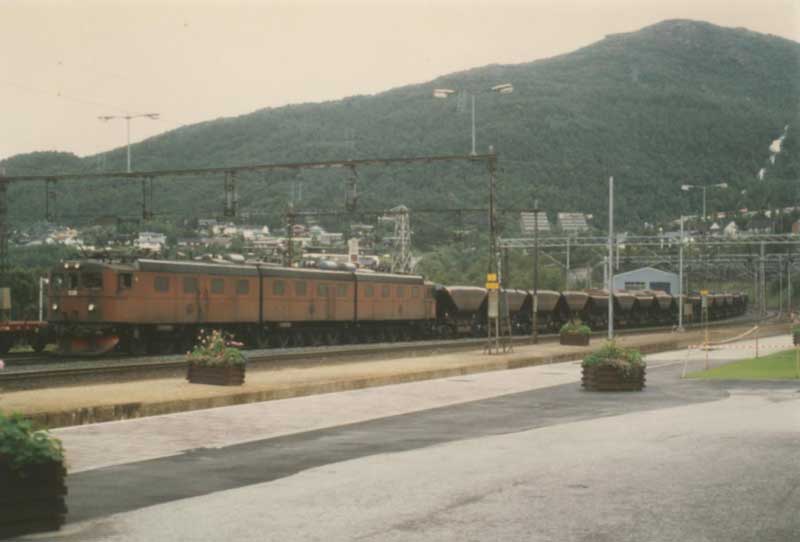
left=381, top=285, right=390, bottom=298
left=273, top=280, right=285, bottom=296
left=364, top=285, right=374, bottom=298
left=68, top=273, right=79, bottom=289
left=83, top=272, right=103, bottom=289
left=155, top=276, right=170, bottom=292
left=183, top=277, right=199, bottom=294
left=295, top=281, right=307, bottom=296
left=318, top=284, right=329, bottom=296
left=236, top=279, right=250, bottom=295
left=211, top=278, right=225, bottom=294
left=396, top=286, right=404, bottom=298
left=337, top=284, right=347, bottom=297
left=51, top=274, right=64, bottom=290
left=118, top=273, right=133, bottom=289
left=411, top=287, right=419, bottom=298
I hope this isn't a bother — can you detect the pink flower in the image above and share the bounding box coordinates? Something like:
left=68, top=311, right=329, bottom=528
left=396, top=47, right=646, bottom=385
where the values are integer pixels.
left=0, top=360, right=4, bottom=370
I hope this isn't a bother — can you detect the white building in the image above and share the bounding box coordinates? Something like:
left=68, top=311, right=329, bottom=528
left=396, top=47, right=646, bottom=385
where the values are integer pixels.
left=557, top=212, right=589, bottom=234
left=612, top=267, right=678, bottom=294
left=519, top=212, right=551, bottom=234
left=136, top=232, right=167, bottom=253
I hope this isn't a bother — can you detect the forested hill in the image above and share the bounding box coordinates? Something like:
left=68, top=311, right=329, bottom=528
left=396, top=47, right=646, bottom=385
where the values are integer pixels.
left=3, top=19, right=799, bottom=237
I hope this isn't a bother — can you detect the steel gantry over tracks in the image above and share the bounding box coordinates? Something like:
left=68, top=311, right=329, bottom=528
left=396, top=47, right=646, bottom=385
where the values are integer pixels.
left=499, top=233, right=800, bottom=249
left=0, top=152, right=500, bottom=276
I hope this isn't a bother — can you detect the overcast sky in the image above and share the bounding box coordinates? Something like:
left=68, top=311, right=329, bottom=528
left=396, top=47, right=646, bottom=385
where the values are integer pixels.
left=1, top=0, right=798, bottom=161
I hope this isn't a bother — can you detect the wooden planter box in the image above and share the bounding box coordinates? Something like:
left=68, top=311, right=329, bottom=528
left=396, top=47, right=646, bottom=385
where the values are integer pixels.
left=582, top=364, right=646, bottom=391
left=0, top=459, right=67, bottom=539
left=793, top=333, right=800, bottom=346
left=560, top=332, right=590, bottom=346
left=187, top=364, right=245, bottom=386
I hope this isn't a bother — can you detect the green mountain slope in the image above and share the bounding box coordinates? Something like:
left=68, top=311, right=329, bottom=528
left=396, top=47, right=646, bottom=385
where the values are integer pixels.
left=3, top=19, right=799, bottom=241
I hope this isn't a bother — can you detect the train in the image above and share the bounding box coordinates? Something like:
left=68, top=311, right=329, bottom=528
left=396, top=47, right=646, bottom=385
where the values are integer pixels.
left=0, top=287, right=49, bottom=354
left=45, top=258, right=749, bottom=355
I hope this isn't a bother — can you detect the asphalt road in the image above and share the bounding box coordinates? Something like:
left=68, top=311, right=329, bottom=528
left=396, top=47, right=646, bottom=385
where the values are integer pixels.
left=28, top=344, right=800, bottom=542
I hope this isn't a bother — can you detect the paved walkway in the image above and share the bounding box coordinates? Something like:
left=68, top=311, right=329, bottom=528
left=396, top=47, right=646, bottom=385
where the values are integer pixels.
left=1, top=324, right=778, bottom=429
left=51, top=333, right=793, bottom=474
left=20, top=333, right=797, bottom=541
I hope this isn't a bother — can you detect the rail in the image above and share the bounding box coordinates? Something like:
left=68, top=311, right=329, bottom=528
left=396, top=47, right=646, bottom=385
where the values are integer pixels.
left=0, top=312, right=779, bottom=390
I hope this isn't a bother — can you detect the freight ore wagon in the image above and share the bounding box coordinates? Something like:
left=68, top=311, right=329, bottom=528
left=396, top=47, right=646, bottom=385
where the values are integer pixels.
left=48, top=259, right=435, bottom=355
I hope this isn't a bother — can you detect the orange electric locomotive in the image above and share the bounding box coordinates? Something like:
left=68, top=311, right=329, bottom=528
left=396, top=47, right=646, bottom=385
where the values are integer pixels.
left=47, top=259, right=436, bottom=355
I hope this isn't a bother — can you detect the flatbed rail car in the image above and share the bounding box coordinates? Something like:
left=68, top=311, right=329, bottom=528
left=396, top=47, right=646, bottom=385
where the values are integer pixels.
left=0, top=321, right=48, bottom=353
left=48, top=259, right=436, bottom=355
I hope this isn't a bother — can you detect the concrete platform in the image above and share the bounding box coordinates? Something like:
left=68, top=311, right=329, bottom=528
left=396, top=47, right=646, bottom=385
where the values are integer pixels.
left=0, top=323, right=784, bottom=429
left=14, top=333, right=799, bottom=541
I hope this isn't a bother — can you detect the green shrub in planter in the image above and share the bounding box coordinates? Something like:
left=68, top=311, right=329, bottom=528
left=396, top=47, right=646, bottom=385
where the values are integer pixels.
left=560, top=321, right=591, bottom=346
left=581, top=341, right=646, bottom=391
left=187, top=330, right=247, bottom=385
left=0, top=412, right=67, bottom=538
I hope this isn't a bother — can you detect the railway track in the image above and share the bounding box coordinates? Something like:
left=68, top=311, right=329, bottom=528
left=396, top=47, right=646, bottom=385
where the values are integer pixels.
left=0, top=313, right=780, bottom=391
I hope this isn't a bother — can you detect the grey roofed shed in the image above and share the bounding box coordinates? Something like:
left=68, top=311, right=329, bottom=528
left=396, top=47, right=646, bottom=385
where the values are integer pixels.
left=612, top=266, right=678, bottom=294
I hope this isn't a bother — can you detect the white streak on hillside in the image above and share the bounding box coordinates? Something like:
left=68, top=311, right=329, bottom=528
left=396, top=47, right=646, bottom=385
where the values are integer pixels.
left=756, top=124, right=789, bottom=181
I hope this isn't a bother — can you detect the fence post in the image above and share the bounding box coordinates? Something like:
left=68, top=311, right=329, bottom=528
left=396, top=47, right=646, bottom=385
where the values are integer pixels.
left=796, top=345, right=799, bottom=380
left=755, top=327, right=759, bottom=359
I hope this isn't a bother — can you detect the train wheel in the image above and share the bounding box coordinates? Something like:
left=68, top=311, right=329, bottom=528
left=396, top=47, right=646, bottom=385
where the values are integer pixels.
left=31, top=335, right=47, bottom=353
left=129, top=337, right=148, bottom=357
left=253, top=330, right=270, bottom=350
left=308, top=329, right=325, bottom=346
left=324, top=330, right=339, bottom=346
left=291, top=330, right=306, bottom=347
left=178, top=334, right=195, bottom=355
left=153, top=339, right=176, bottom=356
left=272, top=331, right=291, bottom=349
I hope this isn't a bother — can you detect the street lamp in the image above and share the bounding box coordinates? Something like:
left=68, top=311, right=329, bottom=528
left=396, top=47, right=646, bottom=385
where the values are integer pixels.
left=98, top=113, right=160, bottom=172
left=433, top=83, right=513, bottom=156
left=681, top=182, right=728, bottom=221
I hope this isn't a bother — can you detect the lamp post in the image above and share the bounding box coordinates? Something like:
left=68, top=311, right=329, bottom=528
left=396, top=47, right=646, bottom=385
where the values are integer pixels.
left=678, top=215, right=685, bottom=331
left=433, top=83, right=513, bottom=156
left=98, top=113, right=160, bottom=173
left=681, top=182, right=728, bottom=221
left=531, top=199, right=541, bottom=344
left=608, top=176, right=614, bottom=340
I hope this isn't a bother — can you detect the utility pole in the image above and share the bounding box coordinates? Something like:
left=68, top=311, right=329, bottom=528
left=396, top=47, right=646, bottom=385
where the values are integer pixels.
left=760, top=241, right=766, bottom=316
left=285, top=205, right=295, bottom=267
left=607, top=176, right=614, bottom=340
left=702, top=186, right=706, bottom=221
left=471, top=95, right=476, bottom=156
left=0, top=180, right=7, bottom=281
left=753, top=259, right=759, bottom=315
left=788, top=258, right=793, bottom=315
left=487, top=147, right=498, bottom=275
left=678, top=215, right=684, bottom=331
left=531, top=199, right=540, bottom=344
left=485, top=147, right=502, bottom=354
left=779, top=257, right=783, bottom=315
